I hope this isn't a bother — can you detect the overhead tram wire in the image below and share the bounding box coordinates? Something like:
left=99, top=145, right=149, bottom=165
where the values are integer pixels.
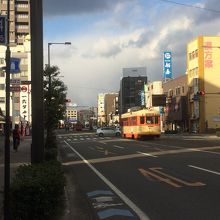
left=158, top=0, right=220, bottom=14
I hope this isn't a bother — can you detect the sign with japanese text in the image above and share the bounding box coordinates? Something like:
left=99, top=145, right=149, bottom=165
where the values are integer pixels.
left=204, top=41, right=213, bottom=69
left=140, top=90, right=145, bottom=106
left=163, top=51, right=172, bottom=79
left=10, top=86, right=20, bottom=92
left=10, top=58, right=21, bottom=73
left=20, top=85, right=30, bottom=121
left=0, top=16, right=7, bottom=45
left=10, top=79, right=21, bottom=85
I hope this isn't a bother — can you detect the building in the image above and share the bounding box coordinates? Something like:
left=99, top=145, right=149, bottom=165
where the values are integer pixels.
left=145, top=81, right=163, bottom=108
left=0, top=0, right=30, bottom=45
left=97, top=93, right=118, bottom=126
left=97, top=93, right=105, bottom=126
left=163, top=75, right=188, bottom=132
left=111, top=96, right=119, bottom=126
left=187, top=36, right=220, bottom=133
left=0, top=0, right=31, bottom=129
left=78, top=109, right=95, bottom=129
left=66, top=105, right=77, bottom=124
left=0, top=35, right=31, bottom=127
left=145, top=81, right=165, bottom=130
left=119, top=67, right=147, bottom=114
left=123, top=67, right=146, bottom=77
left=104, top=93, right=118, bottom=126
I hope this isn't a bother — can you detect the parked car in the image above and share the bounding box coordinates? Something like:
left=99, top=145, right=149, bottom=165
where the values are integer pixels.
left=96, top=127, right=121, bottom=137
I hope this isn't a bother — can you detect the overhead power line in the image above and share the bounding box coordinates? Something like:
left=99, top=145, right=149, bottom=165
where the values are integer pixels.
left=158, top=0, right=220, bottom=14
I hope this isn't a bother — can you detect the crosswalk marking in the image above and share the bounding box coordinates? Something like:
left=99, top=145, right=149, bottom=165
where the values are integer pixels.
left=58, top=134, right=120, bottom=142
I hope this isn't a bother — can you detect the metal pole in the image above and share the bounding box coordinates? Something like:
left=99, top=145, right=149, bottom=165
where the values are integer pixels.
left=4, top=0, right=11, bottom=218
left=30, top=0, right=44, bottom=163
left=48, top=43, right=50, bottom=67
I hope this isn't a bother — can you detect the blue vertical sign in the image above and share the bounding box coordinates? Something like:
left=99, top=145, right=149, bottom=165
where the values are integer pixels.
left=141, top=90, right=145, bottom=106
left=163, top=51, right=172, bottom=80
left=0, top=16, right=7, bottom=45
left=10, top=58, right=21, bottom=73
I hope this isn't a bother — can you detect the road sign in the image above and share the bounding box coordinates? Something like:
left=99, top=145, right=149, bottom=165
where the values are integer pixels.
left=0, top=16, right=7, bottom=45
left=10, top=86, right=20, bottom=92
left=10, top=58, right=20, bottom=74
left=163, top=51, right=172, bottom=80
left=10, top=79, right=21, bottom=85
left=21, top=85, right=27, bottom=92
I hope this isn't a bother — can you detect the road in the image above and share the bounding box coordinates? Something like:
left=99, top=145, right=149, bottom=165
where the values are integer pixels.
left=58, top=131, right=220, bottom=220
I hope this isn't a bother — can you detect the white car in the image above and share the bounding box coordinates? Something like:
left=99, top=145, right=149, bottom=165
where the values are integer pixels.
left=96, top=127, right=121, bottom=137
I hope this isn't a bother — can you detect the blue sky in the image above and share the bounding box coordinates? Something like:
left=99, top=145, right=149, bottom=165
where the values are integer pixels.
left=42, top=0, right=220, bottom=107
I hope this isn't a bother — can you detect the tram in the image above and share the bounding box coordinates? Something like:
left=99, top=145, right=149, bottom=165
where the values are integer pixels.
left=121, top=108, right=161, bottom=139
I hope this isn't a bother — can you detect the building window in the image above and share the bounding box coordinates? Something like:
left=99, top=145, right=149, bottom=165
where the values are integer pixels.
left=0, top=72, right=5, bottom=77
left=182, top=86, right=185, bottom=94
left=0, top=84, right=5, bottom=90
left=0, top=97, right=5, bottom=103
left=169, top=89, right=173, bottom=97
left=195, top=49, right=198, bottom=58
left=176, top=87, right=181, bottom=95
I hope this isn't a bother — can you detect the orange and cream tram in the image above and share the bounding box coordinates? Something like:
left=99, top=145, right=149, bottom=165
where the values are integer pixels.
left=121, top=108, right=161, bottom=139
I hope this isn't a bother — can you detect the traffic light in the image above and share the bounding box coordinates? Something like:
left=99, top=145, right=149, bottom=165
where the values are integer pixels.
left=197, top=91, right=205, bottom=96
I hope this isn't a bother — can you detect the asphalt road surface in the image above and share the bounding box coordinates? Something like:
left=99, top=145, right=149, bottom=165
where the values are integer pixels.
left=58, top=132, right=220, bottom=220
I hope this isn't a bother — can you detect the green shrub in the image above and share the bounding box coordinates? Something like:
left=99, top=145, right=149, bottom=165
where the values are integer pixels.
left=10, top=160, right=66, bottom=220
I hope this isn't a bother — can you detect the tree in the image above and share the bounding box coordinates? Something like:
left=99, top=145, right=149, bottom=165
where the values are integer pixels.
left=44, top=65, right=67, bottom=158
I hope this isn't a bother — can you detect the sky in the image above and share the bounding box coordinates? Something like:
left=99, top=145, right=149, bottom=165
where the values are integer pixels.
left=42, top=0, right=220, bottom=107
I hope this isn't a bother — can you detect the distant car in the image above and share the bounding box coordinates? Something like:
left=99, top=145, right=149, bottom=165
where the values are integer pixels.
left=96, top=127, right=121, bottom=137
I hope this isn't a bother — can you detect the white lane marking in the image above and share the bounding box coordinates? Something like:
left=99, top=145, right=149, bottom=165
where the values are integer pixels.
left=189, top=165, right=220, bottom=176
left=190, top=148, right=220, bottom=155
left=137, top=151, right=157, bottom=158
left=63, top=140, right=150, bottom=220
left=113, top=145, right=124, bottom=149
left=146, top=142, right=182, bottom=149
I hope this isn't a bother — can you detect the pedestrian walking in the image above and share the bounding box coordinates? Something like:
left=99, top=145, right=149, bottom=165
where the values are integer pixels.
left=13, top=124, right=20, bottom=151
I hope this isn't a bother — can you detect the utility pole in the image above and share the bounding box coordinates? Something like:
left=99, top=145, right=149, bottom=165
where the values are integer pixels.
left=4, top=0, right=11, bottom=218
left=30, top=0, right=44, bottom=163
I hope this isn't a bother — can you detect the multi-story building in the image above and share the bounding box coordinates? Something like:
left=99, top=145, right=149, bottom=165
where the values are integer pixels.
left=0, top=35, right=31, bottom=128
left=66, top=105, right=77, bottom=123
left=78, top=109, right=95, bottom=129
left=187, top=36, right=220, bottom=133
left=145, top=81, right=164, bottom=131
left=97, top=93, right=105, bottom=126
left=119, top=67, right=147, bottom=114
left=163, top=74, right=188, bottom=132
left=97, top=93, right=118, bottom=126
left=145, top=81, right=163, bottom=108
left=0, top=0, right=30, bottom=45
left=112, top=96, right=119, bottom=126
left=104, top=93, right=118, bottom=126
left=0, top=1, right=31, bottom=129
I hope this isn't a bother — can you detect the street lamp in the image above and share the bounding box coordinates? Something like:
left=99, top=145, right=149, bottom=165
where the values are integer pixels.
left=47, top=42, right=71, bottom=95
left=47, top=42, right=71, bottom=67
left=46, top=42, right=71, bottom=148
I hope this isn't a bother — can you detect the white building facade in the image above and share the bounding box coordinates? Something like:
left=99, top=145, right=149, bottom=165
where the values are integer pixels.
left=0, top=36, right=31, bottom=128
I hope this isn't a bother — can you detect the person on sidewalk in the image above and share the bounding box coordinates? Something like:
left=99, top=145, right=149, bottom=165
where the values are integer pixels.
left=13, top=124, right=20, bottom=151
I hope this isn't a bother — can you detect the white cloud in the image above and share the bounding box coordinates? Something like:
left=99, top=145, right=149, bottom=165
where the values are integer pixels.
left=44, top=0, right=220, bottom=106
